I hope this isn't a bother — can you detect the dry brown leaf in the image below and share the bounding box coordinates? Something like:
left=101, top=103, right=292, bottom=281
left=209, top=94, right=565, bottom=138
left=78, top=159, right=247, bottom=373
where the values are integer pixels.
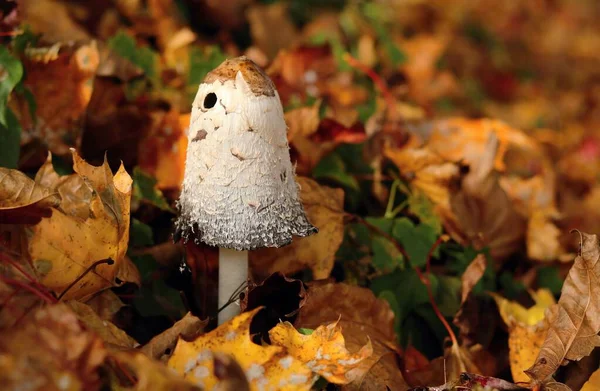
left=67, top=300, right=137, bottom=349
left=168, top=308, right=315, bottom=390
left=250, top=177, right=344, bottom=280
left=295, top=281, right=408, bottom=390
left=0, top=303, right=106, bottom=390
left=141, top=312, right=206, bottom=359
left=490, top=289, right=555, bottom=383
left=110, top=350, right=202, bottom=391
left=85, top=289, right=127, bottom=321
left=25, top=149, right=138, bottom=300
left=246, top=2, right=299, bottom=60
left=0, top=167, right=61, bottom=224
left=285, top=100, right=321, bottom=141
left=526, top=232, right=600, bottom=385
left=460, top=254, right=487, bottom=304
left=13, top=42, right=99, bottom=156
left=20, top=0, right=91, bottom=43
left=452, top=254, right=489, bottom=347
left=443, top=133, right=527, bottom=261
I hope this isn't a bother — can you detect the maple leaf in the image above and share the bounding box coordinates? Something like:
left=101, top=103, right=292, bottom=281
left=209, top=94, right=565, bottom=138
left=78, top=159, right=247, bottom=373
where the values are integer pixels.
left=250, top=177, right=345, bottom=280
left=167, top=308, right=315, bottom=390
left=269, top=320, right=373, bottom=384
left=525, top=232, right=600, bottom=386
left=23, top=150, right=139, bottom=300
left=490, top=289, right=555, bottom=383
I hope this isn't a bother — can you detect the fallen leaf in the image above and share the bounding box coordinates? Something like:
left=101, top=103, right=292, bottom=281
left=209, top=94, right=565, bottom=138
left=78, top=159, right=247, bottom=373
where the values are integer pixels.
left=138, top=110, right=189, bottom=190
left=452, top=254, right=490, bottom=347
left=13, top=42, right=100, bottom=156
left=0, top=166, right=60, bottom=224
left=295, top=281, right=408, bottom=390
left=443, top=133, right=527, bottom=261
left=85, top=289, right=127, bottom=321
left=582, top=368, right=600, bottom=391
left=212, top=352, right=251, bottom=391
left=110, top=350, right=201, bottom=391
left=490, top=290, right=555, bottom=383
left=26, top=149, right=138, bottom=300
left=0, top=303, right=106, bottom=390
left=269, top=320, right=372, bottom=384
left=246, top=2, right=299, bottom=60
left=250, top=177, right=345, bottom=280
left=167, top=308, right=316, bottom=390
left=526, top=232, right=600, bottom=385
left=67, top=300, right=137, bottom=349
left=19, top=0, right=91, bottom=43
left=460, top=254, right=487, bottom=304
left=141, top=312, right=206, bottom=359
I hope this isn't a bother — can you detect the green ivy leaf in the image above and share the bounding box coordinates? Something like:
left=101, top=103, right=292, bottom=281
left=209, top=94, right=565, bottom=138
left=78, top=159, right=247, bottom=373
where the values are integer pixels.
left=312, top=152, right=360, bottom=190
left=0, top=108, right=21, bottom=168
left=108, top=31, right=158, bottom=80
left=0, top=45, right=24, bottom=128
left=130, top=218, right=155, bottom=248
left=132, top=167, right=174, bottom=212
left=537, top=266, right=563, bottom=296
left=371, top=235, right=404, bottom=271
left=392, top=217, right=439, bottom=267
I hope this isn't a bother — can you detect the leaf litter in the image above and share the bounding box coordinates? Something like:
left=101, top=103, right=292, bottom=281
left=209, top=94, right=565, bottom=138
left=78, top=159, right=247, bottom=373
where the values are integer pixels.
left=2, top=1, right=600, bottom=390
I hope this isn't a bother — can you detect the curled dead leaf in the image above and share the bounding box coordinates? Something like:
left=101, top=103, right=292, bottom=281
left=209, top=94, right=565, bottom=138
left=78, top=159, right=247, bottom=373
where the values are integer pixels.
left=526, top=232, right=600, bottom=385
left=0, top=167, right=60, bottom=224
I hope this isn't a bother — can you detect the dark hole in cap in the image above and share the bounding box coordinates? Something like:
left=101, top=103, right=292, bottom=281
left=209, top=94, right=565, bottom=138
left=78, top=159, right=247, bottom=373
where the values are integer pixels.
left=204, top=92, right=217, bottom=109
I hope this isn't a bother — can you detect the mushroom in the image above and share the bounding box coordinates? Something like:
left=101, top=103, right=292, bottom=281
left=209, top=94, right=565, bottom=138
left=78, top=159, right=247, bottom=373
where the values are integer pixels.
left=175, top=56, right=317, bottom=324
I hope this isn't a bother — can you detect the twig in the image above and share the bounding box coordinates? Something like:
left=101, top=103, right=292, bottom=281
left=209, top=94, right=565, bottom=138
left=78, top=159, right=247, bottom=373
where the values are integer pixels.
left=413, top=237, right=458, bottom=347
left=57, top=258, right=114, bottom=300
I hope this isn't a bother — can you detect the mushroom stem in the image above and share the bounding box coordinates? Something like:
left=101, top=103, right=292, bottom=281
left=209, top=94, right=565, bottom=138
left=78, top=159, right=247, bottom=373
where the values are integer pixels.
left=218, top=248, right=248, bottom=324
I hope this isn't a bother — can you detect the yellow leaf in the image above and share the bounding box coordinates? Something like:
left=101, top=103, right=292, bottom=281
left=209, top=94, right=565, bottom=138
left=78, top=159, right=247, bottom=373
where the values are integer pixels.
left=490, top=289, right=555, bottom=383
left=581, top=368, right=600, bottom=391
left=250, top=177, right=345, bottom=279
left=269, top=320, right=373, bottom=384
left=67, top=300, right=137, bottom=349
left=111, top=350, right=202, bottom=391
left=168, top=308, right=315, bottom=390
left=27, top=149, right=137, bottom=300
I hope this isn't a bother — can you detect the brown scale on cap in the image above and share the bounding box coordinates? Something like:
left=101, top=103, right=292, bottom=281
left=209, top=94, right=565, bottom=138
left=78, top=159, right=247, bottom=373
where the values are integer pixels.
left=203, top=56, right=276, bottom=97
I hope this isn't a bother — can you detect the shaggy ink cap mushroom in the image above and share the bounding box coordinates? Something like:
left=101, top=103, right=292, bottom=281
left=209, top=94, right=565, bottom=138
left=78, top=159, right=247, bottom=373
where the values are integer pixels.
left=175, top=56, right=318, bottom=251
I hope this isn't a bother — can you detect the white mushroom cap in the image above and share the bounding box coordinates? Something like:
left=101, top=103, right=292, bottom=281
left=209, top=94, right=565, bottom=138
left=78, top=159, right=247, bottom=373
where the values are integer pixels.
left=175, top=56, right=317, bottom=250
